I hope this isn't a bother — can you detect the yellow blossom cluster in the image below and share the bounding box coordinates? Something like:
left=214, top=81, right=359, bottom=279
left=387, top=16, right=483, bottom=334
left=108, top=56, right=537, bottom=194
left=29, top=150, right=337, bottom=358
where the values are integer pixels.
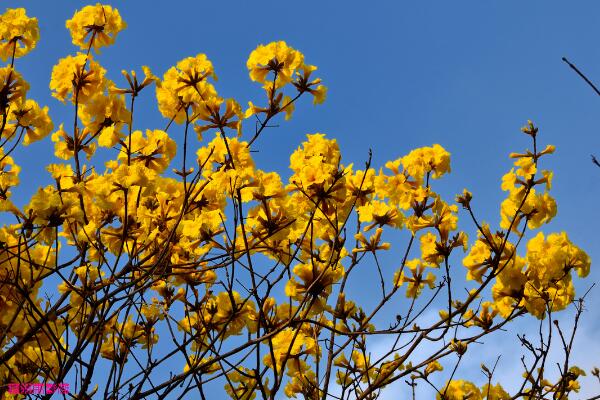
left=0, top=9, right=64, bottom=388
left=462, top=121, right=590, bottom=320
left=245, top=41, right=327, bottom=123
left=439, top=371, right=586, bottom=400
left=0, top=8, right=39, bottom=61
left=65, top=4, right=126, bottom=50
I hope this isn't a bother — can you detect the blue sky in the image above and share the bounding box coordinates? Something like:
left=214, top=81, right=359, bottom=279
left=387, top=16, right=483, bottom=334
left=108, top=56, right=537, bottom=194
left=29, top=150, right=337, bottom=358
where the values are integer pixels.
left=5, top=1, right=600, bottom=397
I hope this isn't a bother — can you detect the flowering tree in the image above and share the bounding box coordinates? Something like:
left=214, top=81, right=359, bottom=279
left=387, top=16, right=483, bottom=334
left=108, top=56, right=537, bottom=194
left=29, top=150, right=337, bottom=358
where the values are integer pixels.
left=0, top=5, right=597, bottom=400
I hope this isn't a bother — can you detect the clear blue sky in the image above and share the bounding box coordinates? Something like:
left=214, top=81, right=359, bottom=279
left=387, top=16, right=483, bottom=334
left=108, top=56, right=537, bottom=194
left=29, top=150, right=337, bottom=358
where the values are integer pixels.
left=5, top=1, right=600, bottom=397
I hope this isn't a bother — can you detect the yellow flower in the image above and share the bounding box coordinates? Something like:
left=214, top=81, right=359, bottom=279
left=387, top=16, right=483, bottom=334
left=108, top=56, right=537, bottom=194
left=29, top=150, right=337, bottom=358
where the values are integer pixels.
left=9, top=99, right=54, bottom=145
left=26, top=185, right=75, bottom=228
left=402, top=144, right=451, bottom=183
left=527, top=192, right=557, bottom=229
left=51, top=124, right=74, bottom=160
left=79, top=93, right=131, bottom=147
left=345, top=167, right=376, bottom=206
left=50, top=53, right=106, bottom=103
left=431, top=196, right=459, bottom=240
left=119, top=129, right=176, bottom=173
left=393, top=259, right=436, bottom=298
left=51, top=123, right=97, bottom=160
left=465, top=301, right=498, bottom=331
left=517, top=231, right=590, bottom=319
left=481, top=383, right=510, bottom=400
left=353, top=227, right=391, bottom=253
left=251, top=170, right=285, bottom=200
left=0, top=66, right=29, bottom=109
left=284, top=361, right=316, bottom=397
left=295, top=64, right=328, bottom=104
left=156, top=53, right=218, bottom=124
left=424, top=360, right=443, bottom=376
left=526, top=232, right=590, bottom=284
left=490, top=248, right=528, bottom=318
left=197, top=292, right=257, bottom=337
left=463, top=239, right=492, bottom=283
left=99, top=317, right=147, bottom=362
left=0, top=8, right=39, bottom=61
left=224, top=368, right=261, bottom=400
left=193, top=97, right=243, bottom=139
left=112, top=163, right=156, bottom=189
left=0, top=149, right=20, bottom=207
left=357, top=200, right=405, bottom=231
left=243, top=100, right=265, bottom=119
left=374, top=163, right=419, bottom=210
left=350, top=350, right=373, bottom=382
left=196, top=133, right=256, bottom=195
left=140, top=302, right=164, bottom=323
left=74, top=264, right=101, bottom=285
left=310, top=84, right=327, bottom=104
left=282, top=95, right=295, bottom=120
left=439, top=380, right=482, bottom=400
left=500, top=188, right=557, bottom=232
left=500, top=169, right=520, bottom=193
left=247, top=41, right=304, bottom=88
left=263, top=327, right=317, bottom=370
left=514, top=156, right=537, bottom=177
left=285, top=260, right=345, bottom=309
left=421, top=231, right=444, bottom=265
left=66, top=4, right=126, bottom=50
